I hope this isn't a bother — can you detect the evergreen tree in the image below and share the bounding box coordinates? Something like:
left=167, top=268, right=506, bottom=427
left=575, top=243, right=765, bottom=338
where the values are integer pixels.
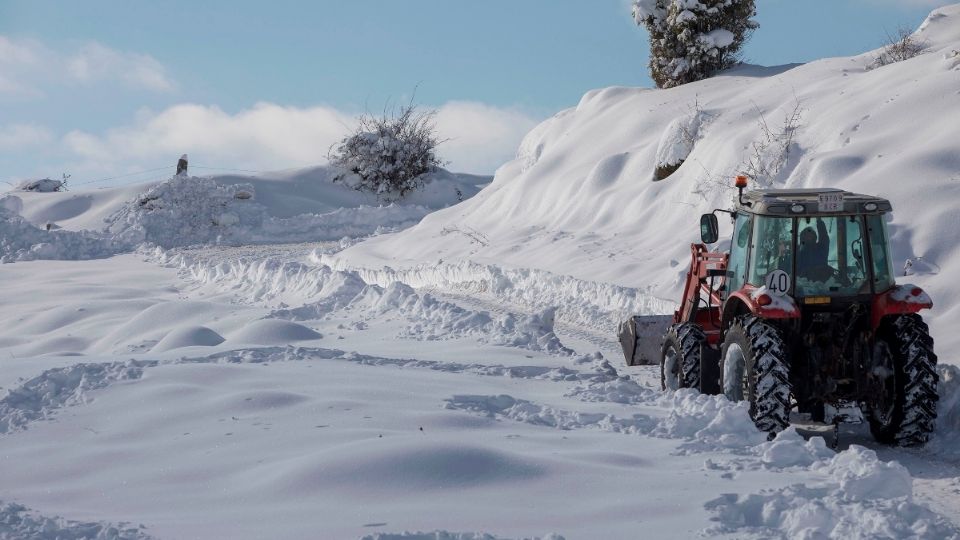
left=633, top=0, right=758, bottom=89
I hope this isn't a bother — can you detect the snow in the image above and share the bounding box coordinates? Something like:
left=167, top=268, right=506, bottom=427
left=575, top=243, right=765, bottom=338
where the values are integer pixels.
left=328, top=3, right=960, bottom=355
left=1, top=4, right=960, bottom=539
left=0, top=501, right=152, bottom=539
left=16, top=178, right=65, bottom=192
left=889, top=283, right=935, bottom=305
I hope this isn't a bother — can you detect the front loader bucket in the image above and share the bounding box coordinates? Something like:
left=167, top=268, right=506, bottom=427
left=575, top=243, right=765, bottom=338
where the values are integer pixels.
left=618, top=315, right=673, bottom=366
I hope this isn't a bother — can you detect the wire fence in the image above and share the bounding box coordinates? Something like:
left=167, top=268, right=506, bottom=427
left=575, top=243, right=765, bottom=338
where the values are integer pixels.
left=3, top=163, right=273, bottom=190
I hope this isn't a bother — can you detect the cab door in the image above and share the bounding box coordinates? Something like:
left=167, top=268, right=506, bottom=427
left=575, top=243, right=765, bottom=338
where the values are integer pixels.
left=726, top=212, right=752, bottom=299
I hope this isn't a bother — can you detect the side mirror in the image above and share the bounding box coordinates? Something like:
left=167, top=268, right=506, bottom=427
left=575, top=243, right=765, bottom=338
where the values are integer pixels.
left=700, top=213, right=719, bottom=244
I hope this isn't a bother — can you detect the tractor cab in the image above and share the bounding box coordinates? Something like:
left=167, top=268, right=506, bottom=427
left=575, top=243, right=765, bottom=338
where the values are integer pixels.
left=708, top=188, right=897, bottom=304
left=619, top=177, right=938, bottom=447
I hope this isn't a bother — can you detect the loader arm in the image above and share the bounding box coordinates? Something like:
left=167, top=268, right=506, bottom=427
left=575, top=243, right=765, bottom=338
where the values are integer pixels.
left=675, top=243, right=727, bottom=344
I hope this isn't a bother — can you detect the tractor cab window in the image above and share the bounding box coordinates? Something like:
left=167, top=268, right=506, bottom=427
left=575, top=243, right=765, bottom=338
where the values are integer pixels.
left=749, top=216, right=794, bottom=289
left=726, top=212, right=752, bottom=297
left=795, top=216, right=870, bottom=296
left=867, top=214, right=896, bottom=292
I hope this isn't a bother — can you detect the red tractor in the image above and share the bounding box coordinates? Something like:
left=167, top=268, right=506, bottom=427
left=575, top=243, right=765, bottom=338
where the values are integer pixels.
left=619, top=177, right=938, bottom=446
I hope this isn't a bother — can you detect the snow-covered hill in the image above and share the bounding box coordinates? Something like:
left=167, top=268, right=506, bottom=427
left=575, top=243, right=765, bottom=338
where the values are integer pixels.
left=327, top=4, right=960, bottom=354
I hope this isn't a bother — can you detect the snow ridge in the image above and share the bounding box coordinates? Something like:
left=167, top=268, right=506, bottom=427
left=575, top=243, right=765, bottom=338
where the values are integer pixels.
left=317, top=252, right=675, bottom=334
left=151, top=248, right=574, bottom=355
left=0, top=501, right=153, bottom=540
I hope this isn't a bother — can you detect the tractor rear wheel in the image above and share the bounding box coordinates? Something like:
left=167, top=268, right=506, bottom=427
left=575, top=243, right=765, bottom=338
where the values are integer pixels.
left=661, top=323, right=705, bottom=391
left=867, top=314, right=938, bottom=446
left=720, top=316, right=791, bottom=436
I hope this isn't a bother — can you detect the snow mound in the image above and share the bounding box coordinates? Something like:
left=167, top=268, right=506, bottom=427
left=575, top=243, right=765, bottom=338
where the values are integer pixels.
left=0, top=203, right=118, bottom=263
left=0, top=360, right=154, bottom=433
left=228, top=320, right=323, bottom=344
left=758, top=428, right=834, bottom=470
left=152, top=326, right=225, bottom=352
left=0, top=500, right=153, bottom=540
left=566, top=352, right=657, bottom=404
left=16, top=178, right=64, bottom=192
left=652, top=389, right=768, bottom=452
left=106, top=175, right=432, bottom=248
left=706, top=446, right=958, bottom=539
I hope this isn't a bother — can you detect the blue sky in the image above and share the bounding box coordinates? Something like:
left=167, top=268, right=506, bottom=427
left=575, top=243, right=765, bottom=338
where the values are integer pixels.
left=0, top=0, right=950, bottom=184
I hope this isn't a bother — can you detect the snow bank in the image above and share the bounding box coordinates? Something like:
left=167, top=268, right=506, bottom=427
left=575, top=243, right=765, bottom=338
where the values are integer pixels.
left=152, top=248, right=574, bottom=355
left=706, top=446, right=958, bottom=539
left=317, top=253, right=674, bottom=334
left=0, top=501, right=152, bottom=539
left=0, top=200, right=118, bottom=263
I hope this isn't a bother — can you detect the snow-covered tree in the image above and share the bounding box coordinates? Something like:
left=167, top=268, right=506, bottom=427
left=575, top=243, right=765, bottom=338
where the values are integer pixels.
left=633, top=0, right=757, bottom=89
left=329, top=103, right=443, bottom=201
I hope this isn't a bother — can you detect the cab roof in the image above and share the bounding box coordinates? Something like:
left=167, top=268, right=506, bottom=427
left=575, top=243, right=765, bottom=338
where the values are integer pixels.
left=736, top=188, right=893, bottom=216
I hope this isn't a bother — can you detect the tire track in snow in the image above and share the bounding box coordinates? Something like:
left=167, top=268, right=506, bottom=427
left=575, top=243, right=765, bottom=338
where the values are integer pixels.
left=0, top=347, right=634, bottom=436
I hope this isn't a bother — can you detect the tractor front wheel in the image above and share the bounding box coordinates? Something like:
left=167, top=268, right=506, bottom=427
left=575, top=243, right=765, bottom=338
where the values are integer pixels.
left=867, top=314, right=938, bottom=446
left=661, top=323, right=706, bottom=391
left=720, top=316, right=792, bottom=436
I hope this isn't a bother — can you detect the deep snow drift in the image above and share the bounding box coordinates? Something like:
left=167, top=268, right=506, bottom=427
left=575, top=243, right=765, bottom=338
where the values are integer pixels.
left=326, top=4, right=960, bottom=354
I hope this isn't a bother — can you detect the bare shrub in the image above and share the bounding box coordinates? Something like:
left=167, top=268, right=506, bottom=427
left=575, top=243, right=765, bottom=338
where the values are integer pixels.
left=690, top=98, right=802, bottom=201
left=742, top=99, right=803, bottom=186
left=871, top=26, right=924, bottom=69
left=330, top=101, right=444, bottom=202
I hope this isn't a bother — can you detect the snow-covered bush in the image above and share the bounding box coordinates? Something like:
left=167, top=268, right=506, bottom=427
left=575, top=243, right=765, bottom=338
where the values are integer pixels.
left=17, top=176, right=67, bottom=193
left=871, top=26, right=924, bottom=69
left=653, top=102, right=709, bottom=180
left=329, top=103, right=444, bottom=202
left=632, top=0, right=757, bottom=89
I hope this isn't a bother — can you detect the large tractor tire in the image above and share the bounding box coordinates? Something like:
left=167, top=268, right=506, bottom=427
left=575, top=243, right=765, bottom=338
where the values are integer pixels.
left=867, top=314, right=939, bottom=446
left=720, top=316, right=791, bottom=436
left=661, top=323, right=706, bottom=391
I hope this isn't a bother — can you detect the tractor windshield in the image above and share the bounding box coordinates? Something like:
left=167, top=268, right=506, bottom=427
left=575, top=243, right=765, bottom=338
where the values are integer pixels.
left=794, top=215, right=870, bottom=296
left=745, top=215, right=877, bottom=297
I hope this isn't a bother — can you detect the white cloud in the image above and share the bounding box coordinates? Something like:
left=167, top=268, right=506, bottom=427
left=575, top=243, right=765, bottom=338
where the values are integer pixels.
left=0, top=36, right=44, bottom=96
left=0, top=35, right=175, bottom=96
left=67, top=42, right=175, bottom=92
left=63, top=101, right=542, bottom=175
left=0, top=124, right=54, bottom=150
left=434, top=102, right=541, bottom=174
